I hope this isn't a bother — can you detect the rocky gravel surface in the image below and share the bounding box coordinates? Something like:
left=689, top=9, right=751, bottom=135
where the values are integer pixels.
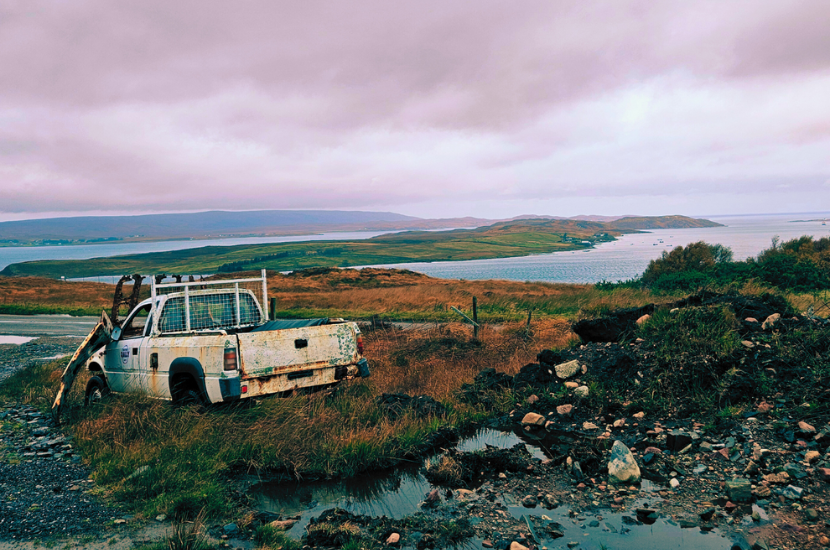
left=0, top=405, right=121, bottom=540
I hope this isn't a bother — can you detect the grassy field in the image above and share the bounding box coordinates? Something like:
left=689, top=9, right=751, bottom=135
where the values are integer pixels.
left=0, top=216, right=720, bottom=279
left=0, top=318, right=575, bottom=520
left=0, top=268, right=662, bottom=321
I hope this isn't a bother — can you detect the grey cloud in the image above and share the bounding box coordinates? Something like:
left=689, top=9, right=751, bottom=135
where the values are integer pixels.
left=1, top=0, right=829, bottom=217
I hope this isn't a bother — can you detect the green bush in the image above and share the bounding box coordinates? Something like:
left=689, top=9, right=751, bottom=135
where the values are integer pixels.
left=630, top=237, right=830, bottom=293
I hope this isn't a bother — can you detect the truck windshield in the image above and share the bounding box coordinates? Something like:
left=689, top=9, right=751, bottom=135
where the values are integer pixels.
left=158, top=293, right=262, bottom=333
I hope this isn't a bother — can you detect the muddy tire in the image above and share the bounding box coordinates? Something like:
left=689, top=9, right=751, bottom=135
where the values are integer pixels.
left=84, top=376, right=110, bottom=406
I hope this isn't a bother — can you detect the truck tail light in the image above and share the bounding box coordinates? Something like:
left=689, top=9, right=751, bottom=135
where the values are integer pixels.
left=357, top=335, right=364, bottom=355
left=224, top=348, right=237, bottom=371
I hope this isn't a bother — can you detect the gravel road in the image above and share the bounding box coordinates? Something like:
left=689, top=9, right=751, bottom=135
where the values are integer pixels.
left=0, top=314, right=98, bottom=338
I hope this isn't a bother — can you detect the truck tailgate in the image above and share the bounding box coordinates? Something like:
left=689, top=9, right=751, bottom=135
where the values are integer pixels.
left=236, top=323, right=359, bottom=378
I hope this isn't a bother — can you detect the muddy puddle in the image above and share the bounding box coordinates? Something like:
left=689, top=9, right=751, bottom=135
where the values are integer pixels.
left=250, top=429, right=735, bottom=549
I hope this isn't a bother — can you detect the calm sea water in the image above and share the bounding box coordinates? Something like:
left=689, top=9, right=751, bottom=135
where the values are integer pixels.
left=1, top=213, right=828, bottom=284
left=372, top=213, right=830, bottom=284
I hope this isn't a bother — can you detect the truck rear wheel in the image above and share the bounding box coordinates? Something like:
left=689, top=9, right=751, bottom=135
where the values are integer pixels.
left=84, top=376, right=110, bottom=406
left=172, top=377, right=205, bottom=406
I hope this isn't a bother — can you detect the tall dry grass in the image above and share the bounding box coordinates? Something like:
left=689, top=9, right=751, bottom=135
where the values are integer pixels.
left=1, top=269, right=659, bottom=320
left=265, top=268, right=659, bottom=321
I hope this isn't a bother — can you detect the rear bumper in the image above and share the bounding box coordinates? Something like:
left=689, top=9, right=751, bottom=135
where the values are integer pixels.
left=219, top=377, right=241, bottom=401
left=357, top=358, right=370, bottom=378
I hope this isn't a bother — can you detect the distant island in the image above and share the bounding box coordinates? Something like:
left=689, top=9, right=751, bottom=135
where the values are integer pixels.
left=0, top=215, right=722, bottom=279
left=0, top=209, right=719, bottom=247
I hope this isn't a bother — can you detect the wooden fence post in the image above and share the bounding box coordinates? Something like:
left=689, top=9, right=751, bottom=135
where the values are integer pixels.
left=472, top=296, right=479, bottom=340
left=270, top=297, right=277, bottom=320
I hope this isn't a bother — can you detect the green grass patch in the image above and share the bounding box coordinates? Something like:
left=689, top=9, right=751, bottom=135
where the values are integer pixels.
left=0, top=304, right=99, bottom=316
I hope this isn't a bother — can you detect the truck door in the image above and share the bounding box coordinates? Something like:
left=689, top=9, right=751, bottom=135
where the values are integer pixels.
left=107, top=304, right=151, bottom=393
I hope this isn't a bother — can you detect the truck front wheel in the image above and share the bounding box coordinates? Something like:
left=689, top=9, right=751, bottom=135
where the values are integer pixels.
left=84, top=376, right=110, bottom=406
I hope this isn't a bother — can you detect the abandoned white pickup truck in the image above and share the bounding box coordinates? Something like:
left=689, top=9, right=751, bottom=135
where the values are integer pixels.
left=52, top=271, right=368, bottom=419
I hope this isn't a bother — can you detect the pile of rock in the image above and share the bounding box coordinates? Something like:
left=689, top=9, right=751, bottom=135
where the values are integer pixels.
left=0, top=405, right=81, bottom=463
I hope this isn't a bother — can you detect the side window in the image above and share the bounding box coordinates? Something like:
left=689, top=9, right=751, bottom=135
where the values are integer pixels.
left=121, top=305, right=151, bottom=339
left=158, top=297, right=186, bottom=333
left=190, top=293, right=235, bottom=330
left=239, top=294, right=262, bottom=325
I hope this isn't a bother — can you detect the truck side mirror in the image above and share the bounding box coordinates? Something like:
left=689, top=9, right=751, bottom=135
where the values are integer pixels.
left=111, top=326, right=122, bottom=341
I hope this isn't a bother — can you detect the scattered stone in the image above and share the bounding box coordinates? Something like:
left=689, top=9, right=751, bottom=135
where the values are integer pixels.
left=804, top=509, right=819, bottom=522
left=669, top=478, right=680, bottom=489
left=756, top=401, right=773, bottom=414
left=635, top=314, right=651, bottom=326
left=762, top=313, right=780, bottom=330
left=555, top=360, right=581, bottom=379
left=521, top=412, right=546, bottom=426
left=222, top=523, right=238, bottom=535
left=521, top=495, right=538, bottom=508
left=556, top=404, right=574, bottom=417
left=667, top=430, right=693, bottom=452
left=510, top=542, right=529, bottom=550
left=424, top=489, right=441, bottom=505
left=726, top=478, right=752, bottom=503
left=632, top=412, right=645, bottom=419
left=573, top=386, right=589, bottom=398
left=155, top=514, right=167, bottom=522
left=699, top=507, right=716, bottom=521
left=582, top=422, right=599, bottom=430
left=741, top=340, right=755, bottom=349
left=754, top=485, right=771, bottom=498
left=526, top=394, right=539, bottom=405
left=797, top=421, right=816, bottom=434
left=763, top=472, right=790, bottom=484
left=782, top=485, right=803, bottom=500
left=564, top=381, right=579, bottom=389
left=805, top=450, right=820, bottom=463
left=612, top=418, right=626, bottom=428
left=608, top=440, right=641, bottom=484
left=386, top=532, right=401, bottom=545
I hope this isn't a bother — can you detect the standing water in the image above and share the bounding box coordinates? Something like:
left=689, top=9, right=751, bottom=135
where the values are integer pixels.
left=250, top=429, right=734, bottom=549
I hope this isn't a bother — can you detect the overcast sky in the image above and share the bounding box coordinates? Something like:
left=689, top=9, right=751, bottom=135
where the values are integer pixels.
left=2, top=0, right=829, bottom=221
